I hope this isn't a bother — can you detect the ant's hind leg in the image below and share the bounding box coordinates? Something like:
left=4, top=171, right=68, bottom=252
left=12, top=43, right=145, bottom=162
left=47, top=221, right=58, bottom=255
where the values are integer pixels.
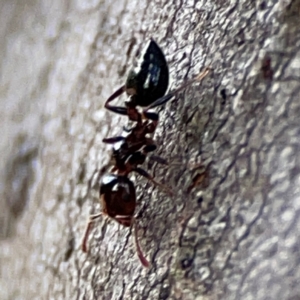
left=134, top=167, right=173, bottom=196
left=105, top=86, right=125, bottom=104
left=145, top=94, right=174, bottom=110
left=105, top=85, right=129, bottom=116
left=145, top=68, right=211, bottom=110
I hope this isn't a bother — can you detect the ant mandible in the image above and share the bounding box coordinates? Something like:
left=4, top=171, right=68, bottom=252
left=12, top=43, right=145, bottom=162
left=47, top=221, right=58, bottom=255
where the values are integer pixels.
left=81, top=39, right=210, bottom=267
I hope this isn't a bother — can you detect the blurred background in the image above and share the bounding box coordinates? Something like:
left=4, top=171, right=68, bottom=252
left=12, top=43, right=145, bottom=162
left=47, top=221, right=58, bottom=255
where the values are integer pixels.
left=0, top=0, right=137, bottom=298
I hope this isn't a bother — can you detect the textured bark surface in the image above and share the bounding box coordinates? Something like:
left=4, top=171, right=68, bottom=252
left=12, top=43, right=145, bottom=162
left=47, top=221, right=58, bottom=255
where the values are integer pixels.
left=1, top=0, right=300, bottom=299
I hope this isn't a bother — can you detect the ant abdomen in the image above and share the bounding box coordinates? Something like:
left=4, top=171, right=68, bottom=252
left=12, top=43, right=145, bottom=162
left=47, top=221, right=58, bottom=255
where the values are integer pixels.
left=125, top=39, right=169, bottom=106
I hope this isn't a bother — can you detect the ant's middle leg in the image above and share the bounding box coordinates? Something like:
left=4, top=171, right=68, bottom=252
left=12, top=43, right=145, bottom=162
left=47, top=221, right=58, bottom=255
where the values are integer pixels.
left=142, top=138, right=157, bottom=154
left=142, top=139, right=168, bottom=165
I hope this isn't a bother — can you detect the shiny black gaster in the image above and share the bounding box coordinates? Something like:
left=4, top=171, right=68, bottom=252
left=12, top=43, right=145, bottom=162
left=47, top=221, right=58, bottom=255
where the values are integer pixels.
left=125, top=39, right=169, bottom=107
left=104, top=39, right=169, bottom=121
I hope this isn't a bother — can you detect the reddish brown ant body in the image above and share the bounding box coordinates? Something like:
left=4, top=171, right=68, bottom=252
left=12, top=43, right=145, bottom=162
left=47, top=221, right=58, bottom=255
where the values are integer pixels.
left=81, top=39, right=210, bottom=267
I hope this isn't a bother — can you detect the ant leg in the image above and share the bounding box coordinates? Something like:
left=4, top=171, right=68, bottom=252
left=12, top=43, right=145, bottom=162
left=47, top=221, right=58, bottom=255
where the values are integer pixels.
left=105, top=106, right=128, bottom=116
left=113, top=214, right=150, bottom=267
left=142, top=111, right=159, bottom=121
left=127, top=142, right=167, bottom=166
left=126, top=152, right=146, bottom=167
left=125, top=142, right=157, bottom=166
left=104, top=85, right=128, bottom=116
left=132, top=218, right=150, bottom=267
left=102, top=136, right=125, bottom=144
left=143, top=140, right=168, bottom=165
left=145, top=68, right=211, bottom=110
left=145, top=94, right=174, bottom=109
left=134, top=167, right=173, bottom=196
left=106, top=86, right=125, bottom=104
left=122, top=125, right=132, bottom=132
left=143, top=144, right=157, bottom=153
left=81, top=213, right=102, bottom=253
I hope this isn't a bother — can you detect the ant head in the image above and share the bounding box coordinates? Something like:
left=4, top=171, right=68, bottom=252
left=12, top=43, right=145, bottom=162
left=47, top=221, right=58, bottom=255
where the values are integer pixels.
left=100, top=174, right=136, bottom=222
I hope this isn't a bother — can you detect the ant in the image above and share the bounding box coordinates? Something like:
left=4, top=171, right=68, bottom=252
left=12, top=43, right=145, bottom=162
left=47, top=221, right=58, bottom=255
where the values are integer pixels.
left=81, top=39, right=210, bottom=267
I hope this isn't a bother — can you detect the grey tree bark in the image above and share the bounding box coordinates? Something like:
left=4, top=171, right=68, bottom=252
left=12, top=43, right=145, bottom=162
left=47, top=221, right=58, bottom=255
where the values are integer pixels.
left=1, top=0, right=300, bottom=299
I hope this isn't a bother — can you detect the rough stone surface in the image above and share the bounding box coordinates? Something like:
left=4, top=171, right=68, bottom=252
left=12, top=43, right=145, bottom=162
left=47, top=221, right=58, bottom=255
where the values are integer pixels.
left=1, top=0, right=300, bottom=299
